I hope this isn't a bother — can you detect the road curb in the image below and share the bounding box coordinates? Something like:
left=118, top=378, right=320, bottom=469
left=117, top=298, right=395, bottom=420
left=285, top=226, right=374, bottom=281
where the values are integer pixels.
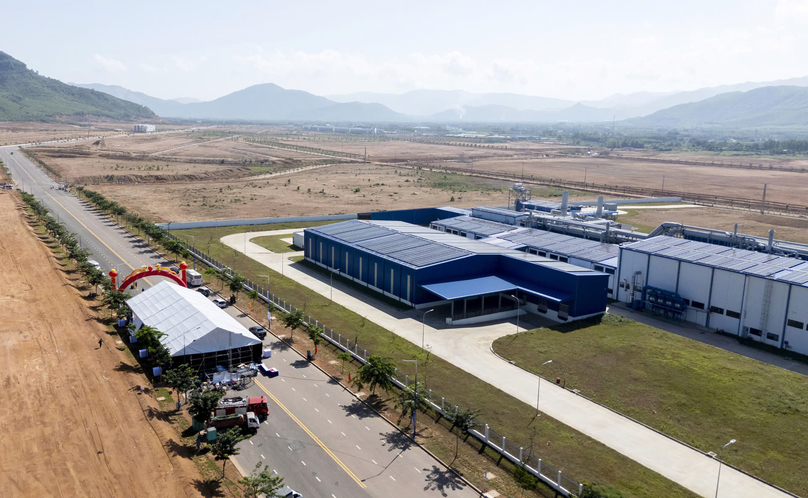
left=233, top=301, right=485, bottom=497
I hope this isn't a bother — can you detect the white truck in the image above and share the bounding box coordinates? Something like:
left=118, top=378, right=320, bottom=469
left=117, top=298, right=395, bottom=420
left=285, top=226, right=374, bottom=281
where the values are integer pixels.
left=186, top=269, right=203, bottom=287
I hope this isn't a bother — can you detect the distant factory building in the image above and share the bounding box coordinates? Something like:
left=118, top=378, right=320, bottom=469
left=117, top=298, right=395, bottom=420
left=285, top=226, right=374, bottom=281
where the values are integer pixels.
left=133, top=124, right=156, bottom=133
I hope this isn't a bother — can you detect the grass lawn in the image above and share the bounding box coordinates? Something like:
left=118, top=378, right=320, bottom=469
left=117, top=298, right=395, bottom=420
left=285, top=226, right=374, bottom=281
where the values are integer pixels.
left=616, top=209, right=656, bottom=233
left=250, top=233, right=299, bottom=253
left=170, top=226, right=696, bottom=498
left=492, top=314, right=808, bottom=497
left=172, top=220, right=338, bottom=255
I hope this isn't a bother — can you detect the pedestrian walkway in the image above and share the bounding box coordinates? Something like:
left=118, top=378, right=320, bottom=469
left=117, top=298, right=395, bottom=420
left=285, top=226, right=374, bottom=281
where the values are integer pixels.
left=222, top=230, right=792, bottom=498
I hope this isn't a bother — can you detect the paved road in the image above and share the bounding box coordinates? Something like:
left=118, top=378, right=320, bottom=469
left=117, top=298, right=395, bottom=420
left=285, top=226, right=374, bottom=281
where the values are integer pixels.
left=2, top=147, right=478, bottom=498
left=214, top=298, right=479, bottom=497
left=223, top=231, right=794, bottom=498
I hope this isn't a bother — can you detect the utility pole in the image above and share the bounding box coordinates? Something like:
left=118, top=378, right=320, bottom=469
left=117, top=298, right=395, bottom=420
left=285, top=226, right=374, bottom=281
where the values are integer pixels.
left=761, top=183, right=767, bottom=215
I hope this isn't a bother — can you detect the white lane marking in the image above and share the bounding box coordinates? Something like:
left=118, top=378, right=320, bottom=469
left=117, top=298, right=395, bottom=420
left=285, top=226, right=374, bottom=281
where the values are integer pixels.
left=341, top=432, right=346, bottom=437
left=325, top=393, right=329, bottom=397
left=355, top=445, right=361, bottom=450
left=314, top=384, right=318, bottom=388
left=327, top=419, right=332, bottom=424
left=273, top=469, right=277, bottom=474
left=291, top=387, right=296, bottom=392
left=288, top=446, right=293, bottom=451
left=314, top=408, right=319, bottom=413
left=414, top=467, right=422, bottom=473
left=389, top=476, right=396, bottom=481
left=275, top=433, right=280, bottom=438
left=316, top=476, right=321, bottom=482
left=249, top=440, right=253, bottom=445
left=372, top=459, right=377, bottom=465
left=332, top=495, right=337, bottom=498
left=303, top=374, right=307, bottom=378
left=303, top=397, right=307, bottom=402
left=281, top=378, right=286, bottom=382
left=264, top=420, right=269, bottom=425
left=301, top=461, right=306, bottom=466
left=351, top=415, right=357, bottom=419
left=261, top=454, right=266, bottom=459
left=365, top=426, right=370, bottom=431
left=283, top=358, right=287, bottom=362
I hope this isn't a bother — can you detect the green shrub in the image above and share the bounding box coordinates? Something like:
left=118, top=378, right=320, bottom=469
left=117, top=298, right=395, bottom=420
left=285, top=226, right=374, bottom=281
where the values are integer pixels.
left=513, top=465, right=539, bottom=490
left=580, top=483, right=624, bottom=498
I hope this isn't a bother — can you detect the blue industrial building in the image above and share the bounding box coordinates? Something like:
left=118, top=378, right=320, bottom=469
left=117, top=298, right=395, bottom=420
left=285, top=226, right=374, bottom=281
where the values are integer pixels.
left=304, top=220, right=608, bottom=324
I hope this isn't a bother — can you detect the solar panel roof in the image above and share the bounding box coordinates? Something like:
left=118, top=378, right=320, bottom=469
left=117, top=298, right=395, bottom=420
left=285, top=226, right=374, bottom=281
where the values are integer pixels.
left=624, top=235, right=808, bottom=286
left=497, top=228, right=619, bottom=264
left=432, top=216, right=518, bottom=236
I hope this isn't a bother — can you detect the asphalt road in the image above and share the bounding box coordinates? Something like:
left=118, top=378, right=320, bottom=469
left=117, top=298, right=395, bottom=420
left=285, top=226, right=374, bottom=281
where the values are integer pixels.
left=2, top=146, right=479, bottom=497
left=215, top=299, right=480, bottom=498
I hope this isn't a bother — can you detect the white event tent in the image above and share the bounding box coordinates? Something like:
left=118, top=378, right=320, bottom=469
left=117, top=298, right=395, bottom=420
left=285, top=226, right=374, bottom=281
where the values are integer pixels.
left=127, top=281, right=261, bottom=370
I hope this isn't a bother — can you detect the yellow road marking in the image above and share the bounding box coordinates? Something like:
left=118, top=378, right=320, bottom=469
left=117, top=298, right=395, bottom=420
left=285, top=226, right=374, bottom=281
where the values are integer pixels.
left=255, top=381, right=367, bottom=488
left=8, top=151, right=152, bottom=286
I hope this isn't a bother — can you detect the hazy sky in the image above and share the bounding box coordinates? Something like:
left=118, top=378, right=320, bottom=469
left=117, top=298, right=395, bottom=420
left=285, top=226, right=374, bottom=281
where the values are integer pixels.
left=4, top=0, right=808, bottom=101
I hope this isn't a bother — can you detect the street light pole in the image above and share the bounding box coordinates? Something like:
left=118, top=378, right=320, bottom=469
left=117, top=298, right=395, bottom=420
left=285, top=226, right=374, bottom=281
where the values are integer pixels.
left=714, top=439, right=736, bottom=498
left=421, top=309, right=434, bottom=349
left=536, top=359, right=553, bottom=415
left=403, top=359, right=418, bottom=439
left=511, top=294, right=521, bottom=335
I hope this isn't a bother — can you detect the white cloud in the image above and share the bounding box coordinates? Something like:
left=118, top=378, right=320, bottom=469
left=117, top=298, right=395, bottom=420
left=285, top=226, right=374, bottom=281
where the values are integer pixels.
left=172, top=56, right=199, bottom=73
left=93, top=54, right=127, bottom=73
left=139, top=63, right=159, bottom=73
left=775, top=0, right=808, bottom=21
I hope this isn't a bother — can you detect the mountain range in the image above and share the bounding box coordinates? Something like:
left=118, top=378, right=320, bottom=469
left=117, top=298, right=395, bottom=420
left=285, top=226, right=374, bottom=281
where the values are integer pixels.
left=0, top=52, right=153, bottom=121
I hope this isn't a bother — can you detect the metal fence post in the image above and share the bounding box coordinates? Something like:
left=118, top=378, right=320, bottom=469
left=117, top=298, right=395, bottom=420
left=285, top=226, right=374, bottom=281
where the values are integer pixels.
left=557, top=470, right=562, bottom=486
left=579, top=483, right=583, bottom=495
left=441, top=397, right=445, bottom=412
left=363, top=350, right=366, bottom=360
left=538, top=459, right=541, bottom=474
left=405, top=375, right=408, bottom=386
left=519, top=447, right=523, bottom=462
left=338, top=334, right=341, bottom=345
left=484, top=424, right=489, bottom=443
left=354, top=344, right=358, bottom=354
left=501, top=436, right=506, bottom=450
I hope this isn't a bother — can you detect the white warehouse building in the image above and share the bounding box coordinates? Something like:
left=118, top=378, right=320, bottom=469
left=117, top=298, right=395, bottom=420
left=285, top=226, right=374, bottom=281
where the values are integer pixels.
left=616, top=236, right=808, bottom=355
left=133, top=124, right=156, bottom=133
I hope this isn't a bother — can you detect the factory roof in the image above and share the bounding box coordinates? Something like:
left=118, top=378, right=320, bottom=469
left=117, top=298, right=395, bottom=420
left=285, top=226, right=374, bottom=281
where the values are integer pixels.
left=421, top=275, right=570, bottom=302
left=497, top=228, right=620, bottom=265
left=623, top=236, right=808, bottom=286
left=471, top=206, right=529, bottom=219
left=431, top=216, right=520, bottom=237
left=307, top=220, right=604, bottom=274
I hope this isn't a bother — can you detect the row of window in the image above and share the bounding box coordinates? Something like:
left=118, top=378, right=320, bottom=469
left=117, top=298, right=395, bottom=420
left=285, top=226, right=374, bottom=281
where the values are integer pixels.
left=746, top=327, right=781, bottom=342
left=787, top=319, right=808, bottom=330
left=593, top=265, right=616, bottom=275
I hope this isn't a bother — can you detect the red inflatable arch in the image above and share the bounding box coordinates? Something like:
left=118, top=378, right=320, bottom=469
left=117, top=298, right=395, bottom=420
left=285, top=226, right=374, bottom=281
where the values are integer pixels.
left=110, top=262, right=187, bottom=291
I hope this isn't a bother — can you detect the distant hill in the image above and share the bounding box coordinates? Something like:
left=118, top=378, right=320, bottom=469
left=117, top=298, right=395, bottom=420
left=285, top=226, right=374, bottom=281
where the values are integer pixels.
left=80, top=82, right=407, bottom=122
left=430, top=102, right=616, bottom=123
left=0, top=52, right=154, bottom=121
left=72, top=83, right=186, bottom=117
left=170, top=97, right=201, bottom=104
left=627, top=86, right=808, bottom=128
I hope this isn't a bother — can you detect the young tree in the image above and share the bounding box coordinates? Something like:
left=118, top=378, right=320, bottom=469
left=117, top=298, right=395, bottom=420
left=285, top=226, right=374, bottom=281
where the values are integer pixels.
left=239, top=462, right=286, bottom=498
left=211, top=427, right=247, bottom=477
left=163, top=364, right=199, bottom=406
left=337, top=351, right=353, bottom=374
left=188, top=387, right=225, bottom=425
left=203, top=267, right=223, bottom=290
left=150, top=343, right=173, bottom=369
left=352, top=355, right=396, bottom=396
left=446, top=407, right=480, bottom=464
left=229, top=273, right=246, bottom=301
left=246, top=289, right=259, bottom=309
left=393, top=381, right=432, bottom=425
left=281, top=309, right=305, bottom=342
left=307, top=325, right=323, bottom=355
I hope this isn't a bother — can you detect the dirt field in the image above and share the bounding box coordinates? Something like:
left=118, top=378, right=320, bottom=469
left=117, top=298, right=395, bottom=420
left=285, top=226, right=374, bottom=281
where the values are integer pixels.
left=0, top=193, right=200, bottom=497
left=0, top=122, right=191, bottom=146
left=620, top=205, right=808, bottom=244
left=452, top=156, right=808, bottom=205
left=94, top=163, right=526, bottom=222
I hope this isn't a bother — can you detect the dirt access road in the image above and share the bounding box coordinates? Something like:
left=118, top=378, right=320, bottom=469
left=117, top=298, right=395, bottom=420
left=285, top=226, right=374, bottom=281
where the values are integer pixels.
left=0, top=192, right=199, bottom=498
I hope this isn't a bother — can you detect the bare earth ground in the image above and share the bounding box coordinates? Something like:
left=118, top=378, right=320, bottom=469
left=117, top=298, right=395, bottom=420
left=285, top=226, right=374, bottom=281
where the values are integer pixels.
left=94, top=163, right=517, bottom=222
left=452, top=156, right=808, bottom=205
left=620, top=206, right=808, bottom=244
left=0, top=121, right=190, bottom=146
left=0, top=193, right=200, bottom=498
left=615, top=148, right=808, bottom=169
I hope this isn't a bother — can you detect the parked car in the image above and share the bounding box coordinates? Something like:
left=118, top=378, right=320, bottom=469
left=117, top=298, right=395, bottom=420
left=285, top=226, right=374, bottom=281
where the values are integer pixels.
left=88, top=260, right=101, bottom=270
left=279, top=486, right=302, bottom=498
left=196, top=286, right=211, bottom=297
left=248, top=326, right=266, bottom=340
left=212, top=298, right=228, bottom=308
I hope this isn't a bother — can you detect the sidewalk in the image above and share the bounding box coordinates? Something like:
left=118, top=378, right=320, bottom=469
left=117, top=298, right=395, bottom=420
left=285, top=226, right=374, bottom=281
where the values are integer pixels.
left=223, top=230, right=792, bottom=498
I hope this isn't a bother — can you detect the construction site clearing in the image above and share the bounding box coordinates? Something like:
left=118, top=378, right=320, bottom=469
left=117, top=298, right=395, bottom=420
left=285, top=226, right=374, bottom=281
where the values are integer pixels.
left=0, top=191, right=202, bottom=498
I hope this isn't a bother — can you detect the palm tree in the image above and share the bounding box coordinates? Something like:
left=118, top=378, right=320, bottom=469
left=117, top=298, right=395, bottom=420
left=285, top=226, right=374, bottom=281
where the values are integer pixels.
left=352, top=355, right=396, bottom=396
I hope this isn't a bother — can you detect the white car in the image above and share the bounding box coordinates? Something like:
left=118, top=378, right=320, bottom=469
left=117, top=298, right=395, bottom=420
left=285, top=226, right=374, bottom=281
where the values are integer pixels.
left=195, top=286, right=211, bottom=297
left=212, top=298, right=228, bottom=308
left=88, top=260, right=102, bottom=270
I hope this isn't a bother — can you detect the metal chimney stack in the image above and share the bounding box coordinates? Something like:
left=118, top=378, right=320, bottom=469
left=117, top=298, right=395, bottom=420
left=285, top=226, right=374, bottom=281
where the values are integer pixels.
left=767, top=229, right=775, bottom=253
left=595, top=196, right=604, bottom=218
left=560, top=191, right=569, bottom=217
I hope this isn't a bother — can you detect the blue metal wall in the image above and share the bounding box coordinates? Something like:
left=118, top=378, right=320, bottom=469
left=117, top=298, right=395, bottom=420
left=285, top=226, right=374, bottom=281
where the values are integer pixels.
left=304, top=230, right=608, bottom=317
left=362, top=207, right=468, bottom=226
